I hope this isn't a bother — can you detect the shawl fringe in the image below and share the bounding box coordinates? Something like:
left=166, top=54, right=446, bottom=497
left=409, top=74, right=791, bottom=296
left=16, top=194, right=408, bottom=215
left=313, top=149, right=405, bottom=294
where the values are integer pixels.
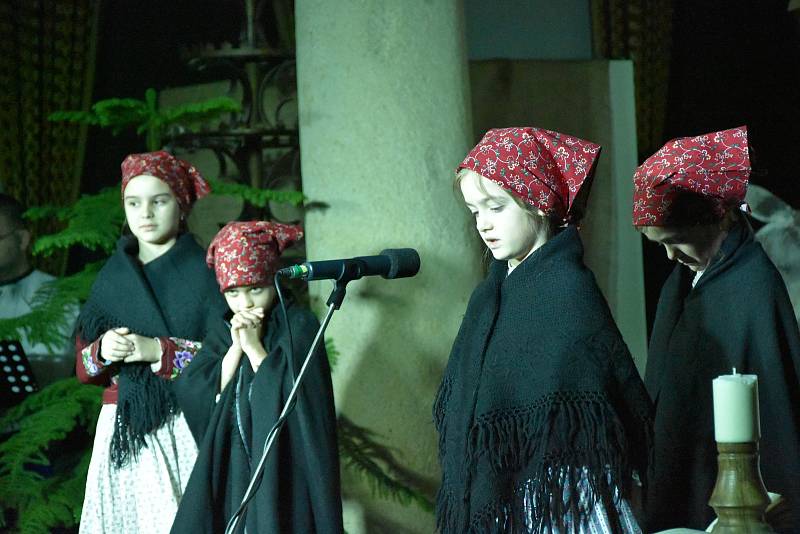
left=467, top=474, right=624, bottom=534
left=437, top=391, right=637, bottom=533
left=110, top=363, right=178, bottom=468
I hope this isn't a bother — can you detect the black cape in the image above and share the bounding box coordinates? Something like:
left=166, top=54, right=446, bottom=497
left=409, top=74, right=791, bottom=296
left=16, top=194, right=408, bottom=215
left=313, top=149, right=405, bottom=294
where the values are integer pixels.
left=171, top=303, right=343, bottom=534
left=645, top=220, right=800, bottom=532
left=76, top=233, right=226, bottom=465
left=434, top=227, right=653, bottom=533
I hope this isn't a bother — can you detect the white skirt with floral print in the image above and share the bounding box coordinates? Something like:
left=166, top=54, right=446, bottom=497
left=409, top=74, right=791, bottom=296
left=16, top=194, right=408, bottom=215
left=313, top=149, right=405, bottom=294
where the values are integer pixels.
left=79, top=404, right=197, bottom=534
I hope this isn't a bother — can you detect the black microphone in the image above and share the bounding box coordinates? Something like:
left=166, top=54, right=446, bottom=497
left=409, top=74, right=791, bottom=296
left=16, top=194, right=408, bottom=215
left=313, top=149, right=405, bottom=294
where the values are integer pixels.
left=277, top=248, right=420, bottom=282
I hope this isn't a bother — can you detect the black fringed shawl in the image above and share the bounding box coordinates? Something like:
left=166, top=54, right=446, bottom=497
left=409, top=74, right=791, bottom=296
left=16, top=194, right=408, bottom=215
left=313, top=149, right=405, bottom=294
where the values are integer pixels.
left=76, top=233, right=226, bottom=467
left=433, top=226, right=653, bottom=533
left=171, top=303, right=343, bottom=534
left=645, top=220, right=800, bottom=532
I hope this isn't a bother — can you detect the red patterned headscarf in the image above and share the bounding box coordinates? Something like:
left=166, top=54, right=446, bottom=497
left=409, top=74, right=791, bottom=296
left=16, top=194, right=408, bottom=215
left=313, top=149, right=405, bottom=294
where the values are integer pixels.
left=632, top=126, right=751, bottom=226
left=206, top=221, right=303, bottom=291
left=121, top=151, right=211, bottom=214
left=458, top=127, right=602, bottom=224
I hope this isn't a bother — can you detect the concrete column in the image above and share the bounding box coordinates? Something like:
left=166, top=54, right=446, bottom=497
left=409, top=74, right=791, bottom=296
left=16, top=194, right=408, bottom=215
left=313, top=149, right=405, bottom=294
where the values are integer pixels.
left=295, top=2, right=481, bottom=532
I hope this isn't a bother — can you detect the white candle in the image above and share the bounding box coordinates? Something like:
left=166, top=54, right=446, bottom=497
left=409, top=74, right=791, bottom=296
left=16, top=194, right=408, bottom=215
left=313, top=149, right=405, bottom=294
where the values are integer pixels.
left=712, top=370, right=760, bottom=443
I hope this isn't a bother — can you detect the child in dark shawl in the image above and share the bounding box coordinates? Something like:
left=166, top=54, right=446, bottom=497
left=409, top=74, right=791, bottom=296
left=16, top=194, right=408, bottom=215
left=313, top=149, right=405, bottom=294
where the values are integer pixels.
left=634, top=126, right=800, bottom=532
left=171, top=221, right=343, bottom=534
left=434, top=127, right=653, bottom=533
left=75, top=151, right=227, bottom=533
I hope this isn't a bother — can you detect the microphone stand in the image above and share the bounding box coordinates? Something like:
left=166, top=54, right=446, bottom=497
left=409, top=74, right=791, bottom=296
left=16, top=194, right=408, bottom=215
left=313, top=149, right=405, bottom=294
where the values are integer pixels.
left=224, top=278, right=349, bottom=534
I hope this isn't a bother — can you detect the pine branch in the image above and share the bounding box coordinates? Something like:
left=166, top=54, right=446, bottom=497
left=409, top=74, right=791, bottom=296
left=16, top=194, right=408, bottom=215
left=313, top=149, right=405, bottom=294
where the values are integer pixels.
left=337, top=416, right=434, bottom=513
left=206, top=177, right=305, bottom=208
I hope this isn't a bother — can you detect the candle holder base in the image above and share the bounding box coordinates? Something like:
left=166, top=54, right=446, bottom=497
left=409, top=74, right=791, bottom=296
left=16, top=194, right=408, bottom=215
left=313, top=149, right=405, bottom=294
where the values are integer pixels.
left=709, top=442, right=774, bottom=533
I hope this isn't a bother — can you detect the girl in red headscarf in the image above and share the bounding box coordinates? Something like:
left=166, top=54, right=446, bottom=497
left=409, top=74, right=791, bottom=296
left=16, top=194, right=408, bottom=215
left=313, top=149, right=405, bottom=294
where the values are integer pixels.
left=434, top=127, right=653, bottom=533
left=634, top=126, right=800, bottom=532
left=171, top=221, right=343, bottom=534
left=75, top=151, right=228, bottom=533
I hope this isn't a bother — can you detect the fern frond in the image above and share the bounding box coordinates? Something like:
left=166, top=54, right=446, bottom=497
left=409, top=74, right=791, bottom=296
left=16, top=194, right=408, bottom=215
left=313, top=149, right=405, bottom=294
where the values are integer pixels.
left=0, top=380, right=100, bottom=532
left=0, top=379, right=102, bottom=520
left=0, top=378, right=102, bottom=442
left=207, top=178, right=305, bottom=208
left=324, top=338, right=339, bottom=369
left=337, top=416, right=433, bottom=513
left=24, top=205, right=71, bottom=221
left=161, top=97, right=241, bottom=127
left=31, top=188, right=123, bottom=257
left=14, top=452, right=92, bottom=533
left=92, top=98, right=150, bottom=128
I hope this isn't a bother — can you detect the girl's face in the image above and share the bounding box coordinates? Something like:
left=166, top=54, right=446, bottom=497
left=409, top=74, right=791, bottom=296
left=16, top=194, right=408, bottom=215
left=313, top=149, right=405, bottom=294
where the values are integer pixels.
left=123, top=175, right=181, bottom=245
left=641, top=224, right=728, bottom=271
left=460, top=170, right=543, bottom=267
left=223, top=284, right=277, bottom=313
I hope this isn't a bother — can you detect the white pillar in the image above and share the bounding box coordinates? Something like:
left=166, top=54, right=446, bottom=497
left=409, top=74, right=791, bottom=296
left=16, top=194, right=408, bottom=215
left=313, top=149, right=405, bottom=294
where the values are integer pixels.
left=296, top=1, right=481, bottom=532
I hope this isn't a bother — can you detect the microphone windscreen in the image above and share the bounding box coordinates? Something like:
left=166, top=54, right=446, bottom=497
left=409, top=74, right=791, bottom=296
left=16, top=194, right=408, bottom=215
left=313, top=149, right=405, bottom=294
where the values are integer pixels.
left=380, top=248, right=420, bottom=279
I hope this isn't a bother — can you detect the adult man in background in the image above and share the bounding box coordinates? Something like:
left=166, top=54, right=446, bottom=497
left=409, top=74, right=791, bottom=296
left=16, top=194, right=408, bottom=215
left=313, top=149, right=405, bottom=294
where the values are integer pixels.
left=0, top=194, right=76, bottom=389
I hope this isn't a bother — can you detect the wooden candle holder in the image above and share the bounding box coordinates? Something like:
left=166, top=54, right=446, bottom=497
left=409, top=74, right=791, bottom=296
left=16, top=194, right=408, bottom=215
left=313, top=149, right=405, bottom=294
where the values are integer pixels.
left=708, top=442, right=774, bottom=533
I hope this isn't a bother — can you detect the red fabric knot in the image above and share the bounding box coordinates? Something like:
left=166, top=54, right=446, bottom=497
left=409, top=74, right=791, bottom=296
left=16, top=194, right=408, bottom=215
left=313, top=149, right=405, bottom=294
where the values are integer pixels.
left=121, top=151, right=211, bottom=214
left=457, top=127, right=602, bottom=224
left=206, top=221, right=304, bottom=291
left=632, top=126, right=751, bottom=226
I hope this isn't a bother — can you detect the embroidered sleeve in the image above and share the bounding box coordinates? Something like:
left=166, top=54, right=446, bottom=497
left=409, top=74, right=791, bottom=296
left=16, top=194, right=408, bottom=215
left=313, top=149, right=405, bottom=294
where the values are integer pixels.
left=154, top=337, right=202, bottom=380
left=75, top=335, right=110, bottom=385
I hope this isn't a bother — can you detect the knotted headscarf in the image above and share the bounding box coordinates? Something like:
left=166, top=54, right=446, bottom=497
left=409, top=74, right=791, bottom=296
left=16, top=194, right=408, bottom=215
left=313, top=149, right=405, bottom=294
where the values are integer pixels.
left=458, top=127, right=602, bottom=224
left=632, top=126, right=751, bottom=226
left=121, top=151, right=211, bottom=214
left=207, top=221, right=303, bottom=291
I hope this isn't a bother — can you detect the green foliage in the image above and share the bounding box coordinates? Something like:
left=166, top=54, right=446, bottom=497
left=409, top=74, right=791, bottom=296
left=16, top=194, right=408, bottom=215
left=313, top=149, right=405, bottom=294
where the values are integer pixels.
left=0, top=379, right=103, bottom=532
left=26, top=187, right=124, bottom=257
left=337, top=416, right=434, bottom=513
left=14, top=453, right=91, bottom=533
left=325, top=338, right=339, bottom=369
left=49, top=88, right=241, bottom=151
left=160, top=97, right=242, bottom=129
left=206, top=177, right=305, bottom=208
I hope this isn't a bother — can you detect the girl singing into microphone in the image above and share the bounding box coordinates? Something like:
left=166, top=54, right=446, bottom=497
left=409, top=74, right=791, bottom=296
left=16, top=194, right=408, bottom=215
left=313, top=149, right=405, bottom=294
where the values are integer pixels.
left=172, top=221, right=343, bottom=534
